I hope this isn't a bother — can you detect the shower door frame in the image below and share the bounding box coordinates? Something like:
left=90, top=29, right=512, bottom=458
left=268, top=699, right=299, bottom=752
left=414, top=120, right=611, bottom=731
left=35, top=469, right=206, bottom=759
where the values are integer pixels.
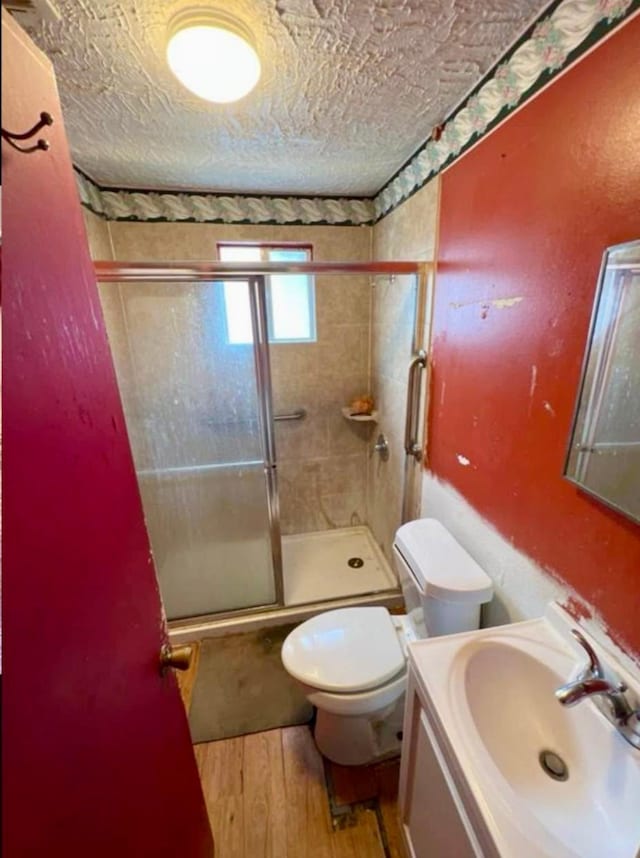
left=246, top=273, right=284, bottom=608
left=95, top=259, right=431, bottom=627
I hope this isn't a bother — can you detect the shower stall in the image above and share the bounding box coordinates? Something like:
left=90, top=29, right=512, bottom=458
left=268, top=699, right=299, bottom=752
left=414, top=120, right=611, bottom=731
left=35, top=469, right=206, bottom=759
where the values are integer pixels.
left=94, top=260, right=430, bottom=636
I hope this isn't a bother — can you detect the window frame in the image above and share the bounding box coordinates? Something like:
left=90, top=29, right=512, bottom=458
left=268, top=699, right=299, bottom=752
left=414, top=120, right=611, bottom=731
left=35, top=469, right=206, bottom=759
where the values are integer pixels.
left=216, top=242, right=316, bottom=346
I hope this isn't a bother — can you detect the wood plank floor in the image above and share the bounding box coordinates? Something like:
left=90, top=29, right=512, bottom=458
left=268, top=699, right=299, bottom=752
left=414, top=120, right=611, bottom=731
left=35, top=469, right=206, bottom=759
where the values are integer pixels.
left=194, top=726, right=407, bottom=858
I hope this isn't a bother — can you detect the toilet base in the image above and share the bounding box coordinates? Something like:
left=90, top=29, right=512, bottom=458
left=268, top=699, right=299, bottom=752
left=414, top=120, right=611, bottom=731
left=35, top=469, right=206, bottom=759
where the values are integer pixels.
left=313, top=694, right=405, bottom=766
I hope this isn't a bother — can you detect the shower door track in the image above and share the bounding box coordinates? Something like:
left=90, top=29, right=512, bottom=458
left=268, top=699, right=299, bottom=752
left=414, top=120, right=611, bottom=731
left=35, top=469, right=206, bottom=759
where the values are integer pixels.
left=94, top=260, right=429, bottom=281
left=167, top=590, right=405, bottom=641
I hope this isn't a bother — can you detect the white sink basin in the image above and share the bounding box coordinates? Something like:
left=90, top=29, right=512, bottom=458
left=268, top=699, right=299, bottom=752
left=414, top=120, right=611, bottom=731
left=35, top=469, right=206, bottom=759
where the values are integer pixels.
left=407, top=606, right=640, bottom=857
left=462, top=640, right=640, bottom=857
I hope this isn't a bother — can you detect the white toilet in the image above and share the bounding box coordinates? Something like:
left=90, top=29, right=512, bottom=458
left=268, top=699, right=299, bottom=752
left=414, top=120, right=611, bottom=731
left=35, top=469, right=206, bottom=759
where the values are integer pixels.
left=281, top=518, right=493, bottom=765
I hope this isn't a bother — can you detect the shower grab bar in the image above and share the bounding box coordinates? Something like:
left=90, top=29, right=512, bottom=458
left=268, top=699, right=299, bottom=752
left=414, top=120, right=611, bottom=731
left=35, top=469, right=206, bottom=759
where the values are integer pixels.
left=404, top=350, right=427, bottom=462
left=274, top=409, right=306, bottom=422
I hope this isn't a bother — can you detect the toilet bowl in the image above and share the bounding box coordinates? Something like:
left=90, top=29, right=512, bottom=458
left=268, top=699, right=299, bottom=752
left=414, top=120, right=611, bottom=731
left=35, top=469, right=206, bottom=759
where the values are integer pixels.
left=281, top=519, right=493, bottom=765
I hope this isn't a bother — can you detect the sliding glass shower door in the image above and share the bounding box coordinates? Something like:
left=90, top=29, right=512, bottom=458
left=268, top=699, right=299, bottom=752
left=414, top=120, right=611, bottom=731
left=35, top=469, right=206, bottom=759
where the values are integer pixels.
left=98, top=276, right=280, bottom=620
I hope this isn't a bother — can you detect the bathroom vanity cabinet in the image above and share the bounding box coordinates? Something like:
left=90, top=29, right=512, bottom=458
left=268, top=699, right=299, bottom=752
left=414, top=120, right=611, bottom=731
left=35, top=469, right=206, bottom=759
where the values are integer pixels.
left=398, top=668, right=485, bottom=858
left=396, top=610, right=640, bottom=858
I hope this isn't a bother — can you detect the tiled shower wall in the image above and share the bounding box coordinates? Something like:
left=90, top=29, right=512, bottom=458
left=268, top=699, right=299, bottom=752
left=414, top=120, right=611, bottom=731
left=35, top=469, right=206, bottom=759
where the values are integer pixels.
left=84, top=201, right=442, bottom=566
left=370, top=178, right=440, bottom=560
left=83, top=212, right=373, bottom=538
left=84, top=207, right=113, bottom=260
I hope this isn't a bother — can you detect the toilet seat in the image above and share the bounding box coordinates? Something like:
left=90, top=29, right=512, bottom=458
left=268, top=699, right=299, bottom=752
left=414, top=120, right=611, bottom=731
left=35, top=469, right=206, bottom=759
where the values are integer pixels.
left=302, top=668, right=407, bottom=717
left=281, top=606, right=406, bottom=694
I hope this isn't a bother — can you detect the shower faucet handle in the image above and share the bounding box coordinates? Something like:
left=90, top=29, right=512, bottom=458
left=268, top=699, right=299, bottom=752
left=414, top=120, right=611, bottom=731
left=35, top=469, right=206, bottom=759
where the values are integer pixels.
left=374, top=434, right=389, bottom=461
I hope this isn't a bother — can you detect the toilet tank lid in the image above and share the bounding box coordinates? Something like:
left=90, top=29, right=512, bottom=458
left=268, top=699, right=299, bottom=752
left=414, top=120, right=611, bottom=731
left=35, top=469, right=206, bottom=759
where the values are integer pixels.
left=394, top=519, right=493, bottom=603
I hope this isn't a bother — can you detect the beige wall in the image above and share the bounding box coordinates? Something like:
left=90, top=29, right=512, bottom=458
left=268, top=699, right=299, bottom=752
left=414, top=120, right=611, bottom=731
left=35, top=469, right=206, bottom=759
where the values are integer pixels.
left=369, top=178, right=440, bottom=559
left=83, top=207, right=113, bottom=260
left=373, top=182, right=440, bottom=261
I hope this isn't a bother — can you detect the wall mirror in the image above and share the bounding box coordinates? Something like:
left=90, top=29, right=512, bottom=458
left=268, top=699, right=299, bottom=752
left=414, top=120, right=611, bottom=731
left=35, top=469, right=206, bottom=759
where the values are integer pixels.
left=564, top=240, right=640, bottom=523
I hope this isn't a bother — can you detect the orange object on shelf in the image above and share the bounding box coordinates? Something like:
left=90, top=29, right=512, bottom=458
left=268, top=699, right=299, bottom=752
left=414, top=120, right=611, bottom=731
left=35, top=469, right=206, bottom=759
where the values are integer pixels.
left=349, top=395, right=374, bottom=416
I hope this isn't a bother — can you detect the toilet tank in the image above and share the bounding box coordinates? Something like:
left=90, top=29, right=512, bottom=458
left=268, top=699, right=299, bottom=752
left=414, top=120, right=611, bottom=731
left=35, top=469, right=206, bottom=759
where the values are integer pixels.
left=392, top=519, right=493, bottom=638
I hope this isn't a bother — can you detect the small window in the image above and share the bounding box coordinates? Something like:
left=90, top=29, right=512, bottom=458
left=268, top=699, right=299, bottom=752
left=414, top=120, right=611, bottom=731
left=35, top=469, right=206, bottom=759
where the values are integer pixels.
left=218, top=243, right=316, bottom=345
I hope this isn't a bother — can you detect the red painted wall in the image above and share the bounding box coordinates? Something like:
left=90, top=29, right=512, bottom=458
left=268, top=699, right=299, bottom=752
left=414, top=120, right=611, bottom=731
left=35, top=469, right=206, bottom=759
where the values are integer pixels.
left=431, top=15, right=640, bottom=655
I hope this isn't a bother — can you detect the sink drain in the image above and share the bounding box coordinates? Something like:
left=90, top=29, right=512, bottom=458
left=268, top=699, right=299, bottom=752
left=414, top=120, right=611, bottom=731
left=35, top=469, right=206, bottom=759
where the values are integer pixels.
left=347, top=557, right=364, bottom=568
left=539, top=749, right=569, bottom=781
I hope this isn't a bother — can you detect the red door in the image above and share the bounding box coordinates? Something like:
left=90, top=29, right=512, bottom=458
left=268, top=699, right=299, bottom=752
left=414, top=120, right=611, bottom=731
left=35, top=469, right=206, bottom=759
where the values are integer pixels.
left=2, top=11, right=213, bottom=856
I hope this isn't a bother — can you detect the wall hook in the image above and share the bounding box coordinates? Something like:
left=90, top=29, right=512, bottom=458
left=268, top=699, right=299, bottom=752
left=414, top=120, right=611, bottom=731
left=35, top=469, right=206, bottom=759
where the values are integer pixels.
left=2, top=111, right=53, bottom=153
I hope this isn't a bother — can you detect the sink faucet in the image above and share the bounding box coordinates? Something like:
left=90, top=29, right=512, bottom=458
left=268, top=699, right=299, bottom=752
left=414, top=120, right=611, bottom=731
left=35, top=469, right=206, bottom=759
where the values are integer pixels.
left=555, top=629, right=640, bottom=750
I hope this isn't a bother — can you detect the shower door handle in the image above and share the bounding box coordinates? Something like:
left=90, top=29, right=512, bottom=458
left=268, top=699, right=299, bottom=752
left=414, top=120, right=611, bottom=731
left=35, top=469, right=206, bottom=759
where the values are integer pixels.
left=404, top=350, right=427, bottom=461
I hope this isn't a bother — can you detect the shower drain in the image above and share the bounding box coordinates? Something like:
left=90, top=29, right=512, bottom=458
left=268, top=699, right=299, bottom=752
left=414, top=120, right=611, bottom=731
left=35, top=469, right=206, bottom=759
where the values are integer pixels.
left=347, top=557, right=364, bottom=568
left=539, top=749, right=569, bottom=781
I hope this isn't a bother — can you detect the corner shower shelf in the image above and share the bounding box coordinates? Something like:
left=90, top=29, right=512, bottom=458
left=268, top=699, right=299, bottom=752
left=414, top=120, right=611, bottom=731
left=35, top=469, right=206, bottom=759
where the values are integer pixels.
left=341, top=407, right=379, bottom=423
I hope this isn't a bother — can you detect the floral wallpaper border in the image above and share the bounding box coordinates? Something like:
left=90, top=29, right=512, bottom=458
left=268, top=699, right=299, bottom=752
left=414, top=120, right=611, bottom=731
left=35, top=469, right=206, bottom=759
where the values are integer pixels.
left=76, top=0, right=637, bottom=227
left=75, top=170, right=375, bottom=226
left=373, top=0, right=638, bottom=219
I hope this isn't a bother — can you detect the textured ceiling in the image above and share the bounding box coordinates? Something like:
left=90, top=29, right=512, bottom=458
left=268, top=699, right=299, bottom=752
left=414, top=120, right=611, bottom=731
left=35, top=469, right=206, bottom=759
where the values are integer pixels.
left=28, top=0, right=549, bottom=196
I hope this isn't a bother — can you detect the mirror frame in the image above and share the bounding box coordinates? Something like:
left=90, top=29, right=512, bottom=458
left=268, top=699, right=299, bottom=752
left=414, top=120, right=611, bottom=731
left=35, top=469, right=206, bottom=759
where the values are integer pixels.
left=564, top=239, right=640, bottom=524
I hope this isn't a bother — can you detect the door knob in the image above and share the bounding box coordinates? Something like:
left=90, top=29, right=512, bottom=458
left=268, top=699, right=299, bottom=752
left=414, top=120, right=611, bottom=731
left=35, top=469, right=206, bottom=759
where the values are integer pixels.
left=160, top=643, right=193, bottom=672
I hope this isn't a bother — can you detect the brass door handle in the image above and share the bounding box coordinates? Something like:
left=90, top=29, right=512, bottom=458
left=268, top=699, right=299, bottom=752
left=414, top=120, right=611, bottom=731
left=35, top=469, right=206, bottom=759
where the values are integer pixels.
left=160, top=643, right=194, bottom=672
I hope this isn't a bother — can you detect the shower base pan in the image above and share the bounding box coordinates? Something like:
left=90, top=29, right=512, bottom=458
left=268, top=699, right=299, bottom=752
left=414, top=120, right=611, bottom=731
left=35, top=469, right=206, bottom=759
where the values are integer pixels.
left=282, top=525, right=396, bottom=606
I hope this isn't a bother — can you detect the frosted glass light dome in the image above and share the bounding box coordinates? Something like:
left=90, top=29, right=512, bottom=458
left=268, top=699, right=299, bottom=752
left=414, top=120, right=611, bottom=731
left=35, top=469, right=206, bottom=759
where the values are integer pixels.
left=167, top=9, right=261, bottom=104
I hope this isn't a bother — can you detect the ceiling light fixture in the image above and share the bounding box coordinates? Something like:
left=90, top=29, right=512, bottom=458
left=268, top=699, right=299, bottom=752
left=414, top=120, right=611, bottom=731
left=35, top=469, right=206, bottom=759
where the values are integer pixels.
left=167, top=8, right=261, bottom=104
